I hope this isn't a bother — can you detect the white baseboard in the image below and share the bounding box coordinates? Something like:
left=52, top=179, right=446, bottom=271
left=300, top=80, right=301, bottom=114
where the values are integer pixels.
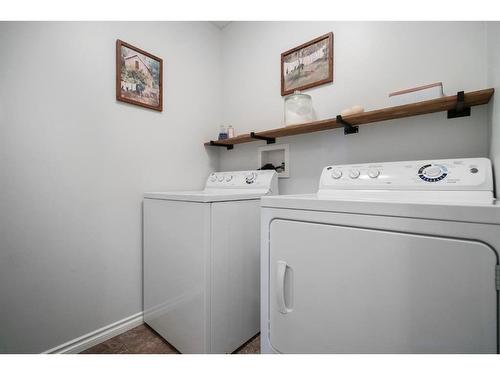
left=43, top=312, right=144, bottom=354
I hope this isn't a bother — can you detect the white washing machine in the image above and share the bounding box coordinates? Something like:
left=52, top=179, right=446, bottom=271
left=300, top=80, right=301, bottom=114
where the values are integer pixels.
left=260, top=158, right=500, bottom=354
left=143, top=170, right=277, bottom=354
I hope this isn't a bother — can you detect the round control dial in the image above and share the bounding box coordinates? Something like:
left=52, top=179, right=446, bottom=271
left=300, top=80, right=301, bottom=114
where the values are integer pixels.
left=368, top=169, right=380, bottom=178
left=331, top=169, right=342, bottom=179
left=209, top=174, right=217, bottom=182
left=418, top=164, right=448, bottom=182
left=217, top=175, right=224, bottom=182
left=349, top=169, right=360, bottom=179
left=424, top=166, right=441, bottom=177
left=225, top=175, right=233, bottom=182
left=245, top=172, right=257, bottom=184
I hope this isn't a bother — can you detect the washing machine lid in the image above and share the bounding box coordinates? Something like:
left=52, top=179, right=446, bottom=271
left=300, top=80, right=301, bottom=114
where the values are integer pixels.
left=145, top=189, right=272, bottom=202
left=261, top=158, right=500, bottom=224
left=144, top=170, right=278, bottom=202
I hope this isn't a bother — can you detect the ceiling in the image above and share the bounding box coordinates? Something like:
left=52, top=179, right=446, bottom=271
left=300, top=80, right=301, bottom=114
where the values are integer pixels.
left=210, top=21, right=232, bottom=29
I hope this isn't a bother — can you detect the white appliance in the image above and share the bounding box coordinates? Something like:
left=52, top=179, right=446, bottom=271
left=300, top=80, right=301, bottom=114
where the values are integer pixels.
left=260, top=158, right=500, bottom=354
left=144, top=170, right=278, bottom=353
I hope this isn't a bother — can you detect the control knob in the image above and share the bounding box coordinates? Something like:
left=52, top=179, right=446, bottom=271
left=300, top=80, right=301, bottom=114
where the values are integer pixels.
left=245, top=172, right=257, bottom=184
left=209, top=174, right=217, bottom=182
left=418, top=164, right=448, bottom=182
left=331, top=169, right=342, bottom=179
left=424, top=166, right=442, bottom=177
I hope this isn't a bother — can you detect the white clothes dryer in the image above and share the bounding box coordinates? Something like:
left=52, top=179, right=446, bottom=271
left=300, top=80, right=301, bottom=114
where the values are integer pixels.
left=261, top=158, right=499, bottom=354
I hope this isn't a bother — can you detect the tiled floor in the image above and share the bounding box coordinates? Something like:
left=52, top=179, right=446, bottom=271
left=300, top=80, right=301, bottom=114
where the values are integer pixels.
left=80, top=324, right=260, bottom=354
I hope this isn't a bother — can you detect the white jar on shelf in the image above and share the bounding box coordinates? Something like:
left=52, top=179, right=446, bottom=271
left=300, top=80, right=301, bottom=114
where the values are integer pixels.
left=284, top=90, right=313, bottom=126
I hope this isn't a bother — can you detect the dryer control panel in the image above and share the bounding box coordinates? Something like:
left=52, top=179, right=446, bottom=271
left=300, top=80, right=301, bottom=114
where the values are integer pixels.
left=319, top=158, right=493, bottom=191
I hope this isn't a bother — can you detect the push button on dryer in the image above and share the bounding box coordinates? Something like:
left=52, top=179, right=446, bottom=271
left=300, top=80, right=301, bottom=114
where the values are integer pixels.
left=349, top=169, right=360, bottom=179
left=368, top=169, right=380, bottom=178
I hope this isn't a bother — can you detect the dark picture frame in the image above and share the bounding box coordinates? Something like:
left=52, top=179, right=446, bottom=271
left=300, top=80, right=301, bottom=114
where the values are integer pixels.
left=116, top=39, right=163, bottom=111
left=281, top=32, right=334, bottom=96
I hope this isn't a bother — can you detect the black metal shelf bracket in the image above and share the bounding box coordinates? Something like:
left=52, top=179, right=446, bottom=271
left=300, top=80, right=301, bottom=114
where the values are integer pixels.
left=336, top=115, right=359, bottom=135
left=250, top=132, right=276, bottom=144
left=448, top=91, right=471, bottom=119
left=209, top=140, right=234, bottom=150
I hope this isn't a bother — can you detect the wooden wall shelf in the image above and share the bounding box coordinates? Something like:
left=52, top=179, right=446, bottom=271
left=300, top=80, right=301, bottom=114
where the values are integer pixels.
left=205, top=88, right=494, bottom=150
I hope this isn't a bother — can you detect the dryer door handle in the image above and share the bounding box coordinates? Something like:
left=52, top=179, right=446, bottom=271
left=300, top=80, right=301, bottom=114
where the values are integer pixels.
left=277, top=260, right=293, bottom=314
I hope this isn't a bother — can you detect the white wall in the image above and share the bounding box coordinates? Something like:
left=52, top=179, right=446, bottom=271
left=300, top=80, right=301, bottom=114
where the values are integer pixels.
left=487, top=22, right=500, bottom=196
left=218, top=22, right=490, bottom=194
left=0, top=22, right=221, bottom=353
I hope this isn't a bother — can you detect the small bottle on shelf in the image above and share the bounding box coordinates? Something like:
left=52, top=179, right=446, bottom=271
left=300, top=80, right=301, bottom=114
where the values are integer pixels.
left=218, top=125, right=228, bottom=140
left=227, top=125, right=235, bottom=138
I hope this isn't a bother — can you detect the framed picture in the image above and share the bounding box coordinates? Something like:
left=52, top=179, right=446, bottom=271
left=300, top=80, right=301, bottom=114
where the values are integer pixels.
left=281, top=32, right=333, bottom=96
left=116, top=39, right=163, bottom=111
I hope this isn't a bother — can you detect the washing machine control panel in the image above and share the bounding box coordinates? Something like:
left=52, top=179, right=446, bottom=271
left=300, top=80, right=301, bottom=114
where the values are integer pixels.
left=205, top=170, right=279, bottom=191
left=319, top=158, right=492, bottom=191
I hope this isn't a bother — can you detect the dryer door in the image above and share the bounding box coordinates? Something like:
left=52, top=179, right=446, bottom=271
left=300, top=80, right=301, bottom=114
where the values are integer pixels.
left=269, top=219, right=498, bottom=353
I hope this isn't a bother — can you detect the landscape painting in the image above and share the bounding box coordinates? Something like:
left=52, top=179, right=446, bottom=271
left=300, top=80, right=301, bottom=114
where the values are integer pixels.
left=116, top=40, right=163, bottom=111
left=281, top=32, right=333, bottom=96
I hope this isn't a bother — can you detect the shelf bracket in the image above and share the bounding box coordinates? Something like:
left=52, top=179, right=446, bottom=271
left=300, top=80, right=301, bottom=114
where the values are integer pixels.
left=336, top=115, right=359, bottom=135
left=209, top=140, right=233, bottom=150
left=250, top=132, right=276, bottom=144
left=448, top=91, right=471, bottom=119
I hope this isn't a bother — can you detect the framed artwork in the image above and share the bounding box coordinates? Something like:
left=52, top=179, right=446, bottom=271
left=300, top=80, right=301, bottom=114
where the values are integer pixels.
left=116, top=39, right=163, bottom=111
left=281, top=32, right=333, bottom=96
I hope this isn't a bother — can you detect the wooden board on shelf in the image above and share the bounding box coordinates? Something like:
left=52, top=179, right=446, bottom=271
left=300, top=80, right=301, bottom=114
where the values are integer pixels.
left=208, top=134, right=253, bottom=145
left=204, top=88, right=494, bottom=148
